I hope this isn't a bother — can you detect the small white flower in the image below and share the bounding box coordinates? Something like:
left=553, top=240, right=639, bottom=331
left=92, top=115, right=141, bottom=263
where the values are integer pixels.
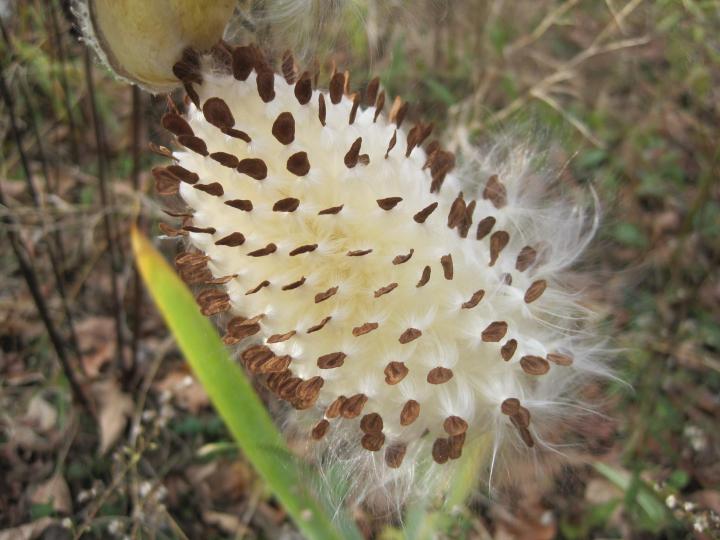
left=154, top=44, right=609, bottom=505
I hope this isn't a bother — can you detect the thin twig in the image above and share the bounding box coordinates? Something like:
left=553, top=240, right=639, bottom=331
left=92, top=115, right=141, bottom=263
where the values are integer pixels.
left=49, top=0, right=81, bottom=164
left=83, top=48, right=127, bottom=373
left=129, top=86, right=144, bottom=384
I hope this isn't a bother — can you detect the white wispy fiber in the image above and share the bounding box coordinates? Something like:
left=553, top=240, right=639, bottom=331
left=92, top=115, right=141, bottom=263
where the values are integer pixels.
left=155, top=45, right=610, bottom=510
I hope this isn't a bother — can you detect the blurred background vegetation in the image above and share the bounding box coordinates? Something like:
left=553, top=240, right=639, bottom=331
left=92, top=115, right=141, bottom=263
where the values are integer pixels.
left=1, top=0, right=719, bottom=538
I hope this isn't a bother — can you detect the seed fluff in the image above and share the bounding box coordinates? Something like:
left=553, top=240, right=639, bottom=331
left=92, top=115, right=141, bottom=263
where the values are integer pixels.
left=155, top=43, right=609, bottom=508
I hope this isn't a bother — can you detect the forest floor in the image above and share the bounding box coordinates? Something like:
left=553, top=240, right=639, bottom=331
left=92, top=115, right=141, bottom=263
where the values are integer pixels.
left=1, top=1, right=719, bottom=538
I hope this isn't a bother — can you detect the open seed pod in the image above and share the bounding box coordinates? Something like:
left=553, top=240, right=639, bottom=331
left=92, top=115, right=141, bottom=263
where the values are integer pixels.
left=154, top=44, right=607, bottom=504
left=74, top=0, right=235, bottom=92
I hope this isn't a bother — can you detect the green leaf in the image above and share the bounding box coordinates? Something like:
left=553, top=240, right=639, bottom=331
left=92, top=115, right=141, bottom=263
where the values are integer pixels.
left=131, top=228, right=360, bottom=540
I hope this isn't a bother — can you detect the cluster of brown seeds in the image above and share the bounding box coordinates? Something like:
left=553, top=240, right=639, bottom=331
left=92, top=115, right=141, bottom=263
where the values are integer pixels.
left=155, top=43, right=575, bottom=467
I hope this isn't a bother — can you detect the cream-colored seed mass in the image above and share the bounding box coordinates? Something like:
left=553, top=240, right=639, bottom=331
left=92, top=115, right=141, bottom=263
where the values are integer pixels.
left=156, top=47, right=604, bottom=495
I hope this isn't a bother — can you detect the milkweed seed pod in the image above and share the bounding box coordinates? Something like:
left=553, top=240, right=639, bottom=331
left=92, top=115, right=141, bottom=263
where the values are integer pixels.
left=74, top=0, right=235, bottom=92
left=155, top=45, right=609, bottom=506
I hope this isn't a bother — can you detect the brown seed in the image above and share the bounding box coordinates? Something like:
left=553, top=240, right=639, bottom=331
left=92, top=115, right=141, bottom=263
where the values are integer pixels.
left=183, top=225, right=216, bottom=234
left=520, top=355, right=550, bottom=375
left=329, top=71, right=345, bottom=104
left=349, top=93, right=360, bottom=124
left=501, top=339, right=518, bottom=361
left=447, top=193, right=466, bottom=229
left=221, top=127, right=251, bottom=142
left=202, top=97, right=235, bottom=130
left=317, top=93, right=326, bottom=126
left=161, top=112, right=193, bottom=137
left=516, top=246, right=537, bottom=272
left=344, top=137, right=362, bottom=168
left=210, top=152, right=239, bottom=168
left=175, top=252, right=208, bottom=269
left=385, top=130, right=397, bottom=158
left=273, top=197, right=300, bottom=212
left=429, top=150, right=455, bottom=193
left=366, top=76, right=380, bottom=105
left=416, top=265, right=431, bottom=287
left=307, top=316, right=331, bottom=333
left=281, top=276, right=306, bottom=290
left=232, top=45, right=256, bottom=81
left=500, top=398, right=520, bottom=416
left=149, top=142, right=173, bottom=158
left=461, top=290, right=485, bottom=309
left=374, top=283, right=398, bottom=298
left=489, top=231, right=510, bottom=266
left=184, top=82, right=200, bottom=108
left=511, top=406, right=531, bottom=428
left=427, top=367, right=453, bottom=384
left=245, top=280, right=270, bottom=295
left=317, top=351, right=346, bottom=369
left=389, top=96, right=408, bottom=127
left=241, top=344, right=272, bottom=364
left=384, top=362, right=409, bottom=385
left=196, top=289, right=230, bottom=316
left=237, top=158, right=268, bottom=180
left=341, top=394, right=368, bottom=419
left=326, top=396, right=346, bottom=419
left=361, top=432, right=385, bottom=451
left=296, top=376, right=324, bottom=401
left=414, top=202, right=438, bottom=223
left=152, top=167, right=179, bottom=195
left=547, top=352, right=574, bottom=366
left=448, top=432, right=466, bottom=459
left=256, top=68, right=275, bottom=102
left=311, top=419, right=329, bottom=440
left=167, top=165, right=198, bottom=184
left=172, top=48, right=202, bottom=83
left=400, top=400, right=420, bottom=425
left=524, top=280, right=547, bottom=303
left=267, top=331, right=296, bottom=343
left=281, top=49, right=296, bottom=83
left=214, top=232, right=245, bottom=247
left=385, top=444, right=407, bottom=468
left=318, top=205, right=343, bottom=215
left=258, top=354, right=292, bottom=374
left=483, top=174, right=507, bottom=208
left=481, top=321, right=508, bottom=342
left=272, top=112, right=295, bottom=145
left=392, top=249, right=414, bottom=265
left=247, top=243, right=277, bottom=257
left=476, top=216, right=496, bottom=240
left=294, top=71, right=312, bottom=104
left=158, top=223, right=186, bottom=236
left=518, top=426, right=535, bottom=447
left=440, top=254, right=454, bottom=280
left=377, top=197, right=403, bottom=211
left=162, top=209, right=193, bottom=218
left=225, top=199, right=253, bottom=211
left=266, top=370, right=291, bottom=392
left=347, top=249, right=372, bottom=257
left=226, top=320, right=261, bottom=342
left=278, top=377, right=302, bottom=400
left=458, top=200, right=476, bottom=238
left=194, top=182, right=224, bottom=197
left=289, top=243, right=318, bottom=256
left=360, top=413, right=384, bottom=433
left=432, top=438, right=450, bottom=464
left=373, top=91, right=385, bottom=122
left=443, top=416, right=468, bottom=436
left=352, top=322, right=379, bottom=336
left=177, top=135, right=208, bottom=156
left=314, top=286, right=338, bottom=303
left=287, top=151, right=311, bottom=176
left=399, top=328, right=422, bottom=344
